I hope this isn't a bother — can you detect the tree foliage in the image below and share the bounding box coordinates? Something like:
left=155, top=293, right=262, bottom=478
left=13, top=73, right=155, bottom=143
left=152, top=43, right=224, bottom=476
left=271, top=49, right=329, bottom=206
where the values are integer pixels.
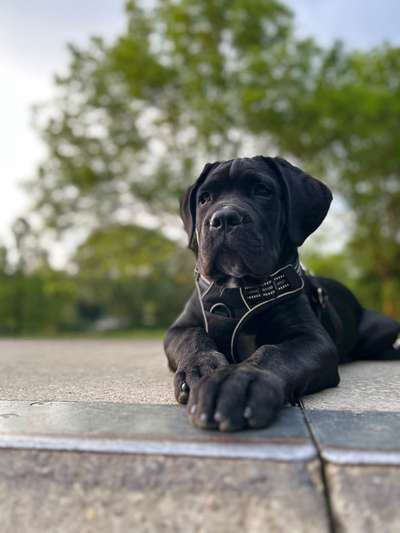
left=0, top=225, right=193, bottom=334
left=26, top=0, right=400, bottom=318
left=73, top=224, right=193, bottom=328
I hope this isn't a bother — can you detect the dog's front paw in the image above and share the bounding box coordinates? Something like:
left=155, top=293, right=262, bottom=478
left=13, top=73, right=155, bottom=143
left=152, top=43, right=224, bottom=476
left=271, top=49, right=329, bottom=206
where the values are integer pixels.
left=174, top=351, right=228, bottom=405
left=187, top=364, right=285, bottom=431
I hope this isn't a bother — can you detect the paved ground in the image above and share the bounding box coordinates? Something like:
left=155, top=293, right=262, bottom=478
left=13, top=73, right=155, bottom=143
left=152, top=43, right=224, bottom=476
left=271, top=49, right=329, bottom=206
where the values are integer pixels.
left=2, top=339, right=399, bottom=409
left=0, top=339, right=174, bottom=404
left=0, top=339, right=399, bottom=532
left=304, top=360, right=400, bottom=412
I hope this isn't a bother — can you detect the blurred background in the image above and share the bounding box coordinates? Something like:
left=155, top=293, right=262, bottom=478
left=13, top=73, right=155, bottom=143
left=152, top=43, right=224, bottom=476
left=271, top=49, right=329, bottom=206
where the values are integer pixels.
left=1, top=0, right=399, bottom=337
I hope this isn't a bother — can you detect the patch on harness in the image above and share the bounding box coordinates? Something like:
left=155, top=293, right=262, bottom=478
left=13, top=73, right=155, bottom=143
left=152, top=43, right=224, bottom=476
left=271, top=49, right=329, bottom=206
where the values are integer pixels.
left=241, top=265, right=303, bottom=308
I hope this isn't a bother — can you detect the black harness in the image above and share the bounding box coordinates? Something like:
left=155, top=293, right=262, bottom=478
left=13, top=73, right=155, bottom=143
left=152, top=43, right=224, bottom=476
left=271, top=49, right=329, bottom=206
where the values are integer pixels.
left=195, top=260, right=305, bottom=363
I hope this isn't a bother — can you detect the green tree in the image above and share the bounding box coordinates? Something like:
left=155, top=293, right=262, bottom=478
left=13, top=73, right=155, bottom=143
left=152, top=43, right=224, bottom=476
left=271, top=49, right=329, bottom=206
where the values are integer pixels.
left=0, top=223, right=79, bottom=335
left=73, top=224, right=193, bottom=328
left=27, top=0, right=318, bottom=229
left=27, top=0, right=400, bottom=318
left=300, top=46, right=400, bottom=317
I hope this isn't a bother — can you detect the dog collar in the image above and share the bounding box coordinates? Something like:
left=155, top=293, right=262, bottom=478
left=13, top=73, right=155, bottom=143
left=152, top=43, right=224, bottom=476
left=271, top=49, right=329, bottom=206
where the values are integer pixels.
left=195, top=260, right=304, bottom=362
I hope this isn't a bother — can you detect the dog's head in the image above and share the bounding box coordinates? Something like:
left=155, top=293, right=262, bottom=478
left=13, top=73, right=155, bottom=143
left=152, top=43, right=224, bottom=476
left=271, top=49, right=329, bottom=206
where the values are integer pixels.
left=180, top=156, right=332, bottom=286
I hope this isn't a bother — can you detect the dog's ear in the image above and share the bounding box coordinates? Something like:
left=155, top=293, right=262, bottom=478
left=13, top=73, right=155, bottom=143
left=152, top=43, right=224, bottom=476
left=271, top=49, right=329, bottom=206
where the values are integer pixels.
left=271, top=157, right=332, bottom=246
left=180, top=161, right=220, bottom=252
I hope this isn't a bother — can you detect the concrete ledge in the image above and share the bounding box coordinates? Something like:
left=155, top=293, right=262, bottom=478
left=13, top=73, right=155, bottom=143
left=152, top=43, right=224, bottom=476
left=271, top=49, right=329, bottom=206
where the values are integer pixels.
left=0, top=449, right=329, bottom=533
left=0, top=402, right=315, bottom=461
left=0, top=400, right=328, bottom=532
left=303, top=361, right=400, bottom=533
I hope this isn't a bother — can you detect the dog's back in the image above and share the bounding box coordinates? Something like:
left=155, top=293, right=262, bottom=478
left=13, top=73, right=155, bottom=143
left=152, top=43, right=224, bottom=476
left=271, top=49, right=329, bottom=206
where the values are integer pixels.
left=310, top=275, right=400, bottom=363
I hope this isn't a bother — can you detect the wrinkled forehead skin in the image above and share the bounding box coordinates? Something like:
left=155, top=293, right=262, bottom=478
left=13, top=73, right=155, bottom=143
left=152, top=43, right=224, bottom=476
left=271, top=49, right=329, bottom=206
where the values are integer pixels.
left=198, top=157, right=279, bottom=194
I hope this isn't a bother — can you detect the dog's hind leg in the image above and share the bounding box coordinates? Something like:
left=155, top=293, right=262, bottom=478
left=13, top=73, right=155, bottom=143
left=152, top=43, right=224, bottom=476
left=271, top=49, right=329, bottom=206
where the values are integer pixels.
left=351, top=309, right=400, bottom=361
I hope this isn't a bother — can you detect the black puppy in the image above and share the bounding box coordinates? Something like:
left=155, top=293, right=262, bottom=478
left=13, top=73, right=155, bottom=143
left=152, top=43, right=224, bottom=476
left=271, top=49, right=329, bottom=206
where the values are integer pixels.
left=164, top=156, right=400, bottom=432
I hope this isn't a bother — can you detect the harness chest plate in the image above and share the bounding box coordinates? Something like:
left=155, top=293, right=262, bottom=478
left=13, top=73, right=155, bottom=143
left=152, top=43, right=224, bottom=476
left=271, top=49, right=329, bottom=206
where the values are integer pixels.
left=195, top=263, right=304, bottom=362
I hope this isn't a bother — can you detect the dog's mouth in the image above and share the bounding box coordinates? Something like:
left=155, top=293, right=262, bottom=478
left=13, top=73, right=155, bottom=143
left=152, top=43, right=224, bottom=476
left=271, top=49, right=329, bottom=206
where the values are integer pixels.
left=212, top=273, right=267, bottom=288
left=201, top=248, right=269, bottom=287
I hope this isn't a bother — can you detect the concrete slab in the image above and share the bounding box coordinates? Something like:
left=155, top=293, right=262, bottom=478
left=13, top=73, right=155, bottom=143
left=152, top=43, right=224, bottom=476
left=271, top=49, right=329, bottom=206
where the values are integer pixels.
left=326, top=464, right=400, bottom=533
left=0, top=339, right=174, bottom=404
left=0, top=399, right=329, bottom=532
left=0, top=449, right=330, bottom=533
left=305, top=410, right=400, bottom=465
left=303, top=361, right=400, bottom=533
left=303, top=361, right=400, bottom=412
left=0, top=402, right=315, bottom=461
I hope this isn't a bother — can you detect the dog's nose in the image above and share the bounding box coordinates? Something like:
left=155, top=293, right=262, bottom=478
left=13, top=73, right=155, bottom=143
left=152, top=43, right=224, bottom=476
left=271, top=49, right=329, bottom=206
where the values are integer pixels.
left=210, top=207, right=243, bottom=231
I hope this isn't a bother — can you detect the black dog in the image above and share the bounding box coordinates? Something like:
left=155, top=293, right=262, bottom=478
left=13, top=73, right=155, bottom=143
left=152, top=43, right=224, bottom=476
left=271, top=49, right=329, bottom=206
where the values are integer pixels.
left=164, top=156, right=400, bottom=432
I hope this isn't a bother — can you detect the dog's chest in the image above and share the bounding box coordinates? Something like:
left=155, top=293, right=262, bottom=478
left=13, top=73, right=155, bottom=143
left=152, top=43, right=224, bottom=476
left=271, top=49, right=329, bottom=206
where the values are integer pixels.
left=236, top=331, right=257, bottom=359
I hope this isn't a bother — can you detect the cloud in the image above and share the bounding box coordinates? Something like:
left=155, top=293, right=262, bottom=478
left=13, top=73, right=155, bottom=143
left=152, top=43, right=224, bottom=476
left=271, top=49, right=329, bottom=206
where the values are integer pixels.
left=1, top=0, right=125, bottom=75
left=0, top=1, right=125, bottom=252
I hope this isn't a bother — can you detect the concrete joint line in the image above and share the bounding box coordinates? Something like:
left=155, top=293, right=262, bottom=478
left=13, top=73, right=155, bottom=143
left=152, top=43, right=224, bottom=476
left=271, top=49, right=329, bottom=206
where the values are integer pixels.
left=299, top=402, right=337, bottom=533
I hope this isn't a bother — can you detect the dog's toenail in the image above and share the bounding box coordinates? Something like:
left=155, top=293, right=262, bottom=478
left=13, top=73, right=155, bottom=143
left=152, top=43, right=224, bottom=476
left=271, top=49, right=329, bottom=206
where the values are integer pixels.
left=181, top=382, right=189, bottom=392
left=219, top=419, right=231, bottom=431
left=214, top=411, right=222, bottom=422
left=189, top=404, right=197, bottom=415
left=200, top=413, right=207, bottom=423
left=244, top=406, right=252, bottom=419
left=178, top=392, right=188, bottom=403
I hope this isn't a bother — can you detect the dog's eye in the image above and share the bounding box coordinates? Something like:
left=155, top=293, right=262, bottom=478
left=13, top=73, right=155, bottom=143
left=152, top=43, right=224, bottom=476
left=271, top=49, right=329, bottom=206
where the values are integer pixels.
left=198, top=192, right=211, bottom=205
left=253, top=183, right=273, bottom=198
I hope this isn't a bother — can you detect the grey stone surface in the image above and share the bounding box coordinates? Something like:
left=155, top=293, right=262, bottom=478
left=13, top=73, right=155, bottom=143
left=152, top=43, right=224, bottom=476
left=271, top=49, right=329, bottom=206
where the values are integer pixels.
left=0, top=339, right=174, bottom=404
left=0, top=402, right=315, bottom=461
left=326, top=463, right=400, bottom=533
left=304, top=361, right=400, bottom=412
left=303, top=367, right=400, bottom=532
left=1, top=339, right=399, bottom=411
left=0, top=449, right=329, bottom=533
left=2, top=339, right=400, bottom=532
left=305, top=410, right=400, bottom=465
left=0, top=341, right=330, bottom=531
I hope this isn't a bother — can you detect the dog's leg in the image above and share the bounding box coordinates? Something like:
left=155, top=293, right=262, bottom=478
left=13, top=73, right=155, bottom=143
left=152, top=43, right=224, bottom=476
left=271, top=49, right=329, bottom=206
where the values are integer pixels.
left=188, top=295, right=340, bottom=431
left=164, top=292, right=229, bottom=406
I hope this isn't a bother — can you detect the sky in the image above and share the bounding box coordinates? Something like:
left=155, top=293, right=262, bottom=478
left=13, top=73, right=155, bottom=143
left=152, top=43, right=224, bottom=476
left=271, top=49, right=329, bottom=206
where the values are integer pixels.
left=1, top=0, right=400, bottom=265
